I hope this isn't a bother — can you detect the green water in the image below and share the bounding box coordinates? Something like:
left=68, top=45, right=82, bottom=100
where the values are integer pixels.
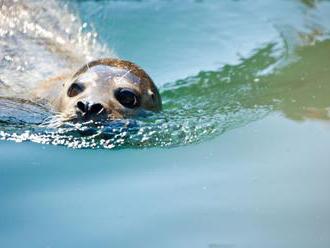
left=1, top=0, right=330, bottom=247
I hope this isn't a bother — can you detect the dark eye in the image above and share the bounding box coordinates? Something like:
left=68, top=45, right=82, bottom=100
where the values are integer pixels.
left=67, top=82, right=85, bottom=97
left=115, top=88, right=140, bottom=108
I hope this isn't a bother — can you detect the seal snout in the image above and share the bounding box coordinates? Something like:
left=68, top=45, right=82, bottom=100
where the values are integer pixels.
left=77, top=101, right=106, bottom=117
left=57, top=59, right=162, bottom=123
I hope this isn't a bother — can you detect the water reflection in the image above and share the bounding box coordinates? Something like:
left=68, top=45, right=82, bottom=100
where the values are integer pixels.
left=300, top=0, right=317, bottom=8
left=260, top=40, right=330, bottom=121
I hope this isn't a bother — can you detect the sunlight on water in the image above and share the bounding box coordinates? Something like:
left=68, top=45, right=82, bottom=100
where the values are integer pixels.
left=0, top=0, right=330, bottom=149
left=2, top=1, right=330, bottom=247
left=0, top=44, right=278, bottom=148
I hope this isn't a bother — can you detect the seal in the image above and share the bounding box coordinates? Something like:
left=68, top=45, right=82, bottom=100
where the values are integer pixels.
left=33, top=58, right=162, bottom=123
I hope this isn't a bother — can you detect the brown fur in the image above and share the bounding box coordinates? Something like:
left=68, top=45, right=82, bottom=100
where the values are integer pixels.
left=73, top=58, right=162, bottom=111
left=33, top=58, right=162, bottom=123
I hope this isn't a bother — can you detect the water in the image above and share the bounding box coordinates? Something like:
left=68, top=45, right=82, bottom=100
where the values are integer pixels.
left=1, top=0, right=330, bottom=247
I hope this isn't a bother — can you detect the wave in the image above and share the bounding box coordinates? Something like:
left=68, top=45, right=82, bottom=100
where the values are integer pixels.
left=0, top=0, right=330, bottom=148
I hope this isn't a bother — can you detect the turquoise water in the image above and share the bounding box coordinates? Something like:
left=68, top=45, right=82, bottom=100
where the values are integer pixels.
left=1, top=0, right=330, bottom=247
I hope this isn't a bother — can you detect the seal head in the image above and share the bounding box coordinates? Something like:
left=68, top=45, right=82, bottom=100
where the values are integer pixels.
left=55, top=59, right=162, bottom=122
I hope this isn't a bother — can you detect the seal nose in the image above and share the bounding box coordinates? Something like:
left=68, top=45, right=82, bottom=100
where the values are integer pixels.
left=77, top=101, right=104, bottom=115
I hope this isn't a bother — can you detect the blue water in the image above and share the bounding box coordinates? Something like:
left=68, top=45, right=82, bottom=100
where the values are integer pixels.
left=1, top=0, right=330, bottom=247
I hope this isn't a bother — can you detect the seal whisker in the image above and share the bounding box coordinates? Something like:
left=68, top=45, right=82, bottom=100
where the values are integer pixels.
left=117, top=69, right=132, bottom=83
left=41, top=115, right=62, bottom=128
left=42, top=109, right=78, bottom=128
left=97, top=107, right=105, bottom=115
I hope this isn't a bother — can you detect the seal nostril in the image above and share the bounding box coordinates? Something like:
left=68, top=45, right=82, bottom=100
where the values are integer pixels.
left=90, top=103, right=104, bottom=114
left=77, top=101, right=86, bottom=113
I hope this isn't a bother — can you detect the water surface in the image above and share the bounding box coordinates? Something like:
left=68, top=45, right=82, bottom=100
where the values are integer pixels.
left=1, top=0, right=330, bottom=247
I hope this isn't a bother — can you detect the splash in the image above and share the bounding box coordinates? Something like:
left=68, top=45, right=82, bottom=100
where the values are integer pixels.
left=0, top=43, right=279, bottom=148
left=0, top=0, right=112, bottom=96
left=1, top=0, right=330, bottom=149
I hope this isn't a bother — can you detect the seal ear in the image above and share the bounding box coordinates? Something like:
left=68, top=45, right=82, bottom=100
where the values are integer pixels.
left=142, top=89, right=161, bottom=112
left=150, top=93, right=155, bottom=101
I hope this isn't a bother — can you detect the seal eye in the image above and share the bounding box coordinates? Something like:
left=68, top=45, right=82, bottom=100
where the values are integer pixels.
left=67, top=82, right=85, bottom=97
left=115, top=88, right=140, bottom=108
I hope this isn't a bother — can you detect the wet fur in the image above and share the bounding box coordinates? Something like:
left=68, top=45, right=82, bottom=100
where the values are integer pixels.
left=32, top=59, right=162, bottom=126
